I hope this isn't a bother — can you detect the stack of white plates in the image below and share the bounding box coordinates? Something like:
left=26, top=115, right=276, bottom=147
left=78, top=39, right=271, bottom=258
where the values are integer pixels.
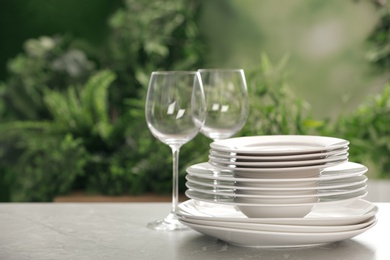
left=179, top=135, right=377, bottom=247
left=177, top=199, right=377, bottom=248
left=209, top=135, right=349, bottom=178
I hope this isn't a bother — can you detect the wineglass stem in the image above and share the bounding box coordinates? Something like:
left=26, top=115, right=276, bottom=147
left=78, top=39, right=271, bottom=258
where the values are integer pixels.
left=170, top=145, right=181, bottom=214
left=146, top=144, right=188, bottom=231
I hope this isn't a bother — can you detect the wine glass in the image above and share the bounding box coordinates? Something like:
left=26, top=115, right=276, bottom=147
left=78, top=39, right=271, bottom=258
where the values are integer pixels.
left=198, top=69, right=249, bottom=141
left=198, top=69, right=249, bottom=190
left=145, top=71, right=206, bottom=231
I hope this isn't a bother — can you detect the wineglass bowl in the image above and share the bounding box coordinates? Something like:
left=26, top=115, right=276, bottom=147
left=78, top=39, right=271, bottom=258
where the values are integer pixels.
left=198, top=69, right=249, bottom=141
left=145, top=71, right=206, bottom=231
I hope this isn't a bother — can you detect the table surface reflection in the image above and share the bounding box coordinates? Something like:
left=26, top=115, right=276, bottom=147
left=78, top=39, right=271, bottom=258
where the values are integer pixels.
left=0, top=202, right=388, bottom=260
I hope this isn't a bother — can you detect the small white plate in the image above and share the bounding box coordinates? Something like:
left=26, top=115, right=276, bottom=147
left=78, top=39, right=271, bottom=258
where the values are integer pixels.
left=210, top=135, right=349, bottom=155
left=177, top=199, right=378, bottom=226
left=180, top=219, right=376, bottom=248
left=186, top=162, right=367, bottom=183
left=209, top=147, right=349, bottom=161
left=179, top=215, right=376, bottom=233
left=186, top=175, right=368, bottom=191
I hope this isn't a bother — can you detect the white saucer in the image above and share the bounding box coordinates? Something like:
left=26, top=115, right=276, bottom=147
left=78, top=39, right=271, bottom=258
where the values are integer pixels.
left=177, top=199, right=378, bottom=226
left=180, top=219, right=376, bottom=248
left=210, top=135, right=349, bottom=155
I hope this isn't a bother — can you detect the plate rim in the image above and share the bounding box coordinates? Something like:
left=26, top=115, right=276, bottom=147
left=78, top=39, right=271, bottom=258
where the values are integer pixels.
left=185, top=182, right=367, bottom=198
left=185, top=174, right=368, bottom=191
left=210, top=159, right=348, bottom=172
left=208, top=153, right=349, bottom=167
left=186, top=162, right=368, bottom=182
left=178, top=215, right=377, bottom=233
left=209, top=147, right=349, bottom=161
left=177, top=198, right=379, bottom=225
left=179, top=218, right=377, bottom=248
left=185, top=189, right=368, bottom=206
left=210, top=135, right=349, bottom=155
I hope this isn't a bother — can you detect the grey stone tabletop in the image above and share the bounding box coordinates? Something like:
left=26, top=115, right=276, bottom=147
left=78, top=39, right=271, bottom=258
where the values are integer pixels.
left=0, top=202, right=388, bottom=260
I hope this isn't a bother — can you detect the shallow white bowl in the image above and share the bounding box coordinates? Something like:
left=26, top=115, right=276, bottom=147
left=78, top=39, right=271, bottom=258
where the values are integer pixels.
left=209, top=147, right=349, bottom=161
left=234, top=195, right=318, bottom=205
left=234, top=179, right=318, bottom=190
left=235, top=188, right=317, bottom=196
left=230, top=162, right=348, bottom=178
left=210, top=135, right=349, bottom=155
left=234, top=197, right=317, bottom=218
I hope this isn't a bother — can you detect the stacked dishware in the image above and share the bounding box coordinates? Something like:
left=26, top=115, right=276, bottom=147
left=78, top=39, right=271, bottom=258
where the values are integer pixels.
left=178, top=135, right=378, bottom=248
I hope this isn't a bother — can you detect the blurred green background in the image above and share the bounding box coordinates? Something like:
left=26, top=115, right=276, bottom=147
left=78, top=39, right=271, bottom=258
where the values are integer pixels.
left=1, top=0, right=390, bottom=202
left=0, top=0, right=122, bottom=80
left=1, top=0, right=386, bottom=118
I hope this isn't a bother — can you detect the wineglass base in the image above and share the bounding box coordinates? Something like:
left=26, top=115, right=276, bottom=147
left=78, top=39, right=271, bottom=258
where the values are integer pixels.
left=147, top=212, right=188, bottom=231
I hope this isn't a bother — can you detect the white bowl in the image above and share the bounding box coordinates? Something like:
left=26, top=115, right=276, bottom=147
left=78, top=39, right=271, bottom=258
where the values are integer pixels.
left=235, top=179, right=319, bottom=189
left=233, top=168, right=322, bottom=179
left=235, top=204, right=315, bottom=218
left=235, top=188, right=317, bottom=196
left=234, top=195, right=318, bottom=205
left=234, top=198, right=317, bottom=218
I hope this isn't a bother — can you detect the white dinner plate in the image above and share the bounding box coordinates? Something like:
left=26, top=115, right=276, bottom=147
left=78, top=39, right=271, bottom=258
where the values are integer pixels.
left=178, top=215, right=376, bottom=234
left=185, top=175, right=368, bottom=191
left=180, top=219, right=376, bottom=248
left=209, top=147, right=349, bottom=161
left=210, top=135, right=349, bottom=155
left=185, top=189, right=367, bottom=206
left=185, top=182, right=367, bottom=198
left=177, top=199, right=378, bottom=226
left=208, top=153, right=348, bottom=168
left=186, top=162, right=367, bottom=183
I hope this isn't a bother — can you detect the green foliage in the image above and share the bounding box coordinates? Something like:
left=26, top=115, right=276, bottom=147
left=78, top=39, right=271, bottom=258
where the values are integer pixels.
left=0, top=0, right=209, bottom=201
left=43, top=70, right=115, bottom=139
left=334, top=84, right=390, bottom=178
left=2, top=0, right=390, bottom=202
left=101, top=0, right=207, bottom=112
left=12, top=134, right=88, bottom=202
left=1, top=36, right=95, bottom=121
left=1, top=71, right=115, bottom=200
left=334, top=1, right=390, bottom=178
left=242, top=54, right=321, bottom=136
left=367, top=5, right=390, bottom=70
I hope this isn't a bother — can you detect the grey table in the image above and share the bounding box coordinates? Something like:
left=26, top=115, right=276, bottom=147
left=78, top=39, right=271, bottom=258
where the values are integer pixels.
left=0, top=202, right=388, bottom=260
